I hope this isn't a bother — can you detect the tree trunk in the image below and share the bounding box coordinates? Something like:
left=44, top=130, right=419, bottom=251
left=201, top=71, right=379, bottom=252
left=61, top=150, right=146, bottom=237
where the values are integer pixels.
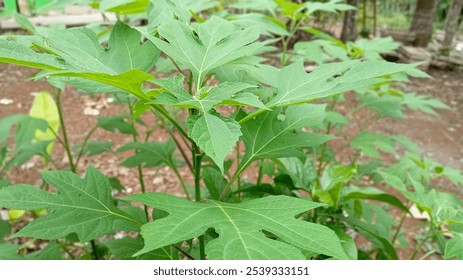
left=341, top=0, right=359, bottom=42
left=409, top=0, right=439, bottom=47
left=442, top=0, right=463, bottom=51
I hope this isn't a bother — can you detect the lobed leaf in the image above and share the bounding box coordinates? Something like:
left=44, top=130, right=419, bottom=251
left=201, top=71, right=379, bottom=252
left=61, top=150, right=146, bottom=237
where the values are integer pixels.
left=0, top=166, right=142, bottom=242
left=148, top=16, right=261, bottom=89
left=240, top=104, right=331, bottom=170
left=188, top=113, right=242, bottom=172
left=0, top=21, right=158, bottom=99
left=267, top=59, right=424, bottom=107
left=124, top=193, right=348, bottom=260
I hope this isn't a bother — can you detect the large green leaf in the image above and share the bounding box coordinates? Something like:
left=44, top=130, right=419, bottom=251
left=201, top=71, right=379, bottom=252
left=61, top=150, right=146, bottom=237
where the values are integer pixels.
left=0, top=22, right=158, bottom=99
left=148, top=16, right=261, bottom=90
left=0, top=40, right=66, bottom=70
left=266, top=59, right=424, bottom=107
left=38, top=21, right=158, bottom=74
left=0, top=166, right=142, bottom=241
left=124, top=193, right=348, bottom=260
left=43, top=21, right=158, bottom=97
left=240, top=104, right=331, bottom=170
left=55, top=70, right=153, bottom=100
left=103, top=21, right=159, bottom=73
left=188, top=113, right=242, bottom=172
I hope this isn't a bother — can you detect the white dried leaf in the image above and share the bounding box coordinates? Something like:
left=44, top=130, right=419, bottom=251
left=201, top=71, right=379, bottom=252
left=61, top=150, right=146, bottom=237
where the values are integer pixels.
left=83, top=107, right=100, bottom=116
left=0, top=98, right=14, bottom=105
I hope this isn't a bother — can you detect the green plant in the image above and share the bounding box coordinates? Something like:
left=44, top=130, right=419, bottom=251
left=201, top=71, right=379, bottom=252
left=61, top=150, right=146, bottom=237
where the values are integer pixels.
left=0, top=0, right=461, bottom=260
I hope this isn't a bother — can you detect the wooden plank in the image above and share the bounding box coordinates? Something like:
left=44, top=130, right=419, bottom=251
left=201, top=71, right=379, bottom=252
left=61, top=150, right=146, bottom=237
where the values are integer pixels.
left=0, top=13, right=116, bottom=29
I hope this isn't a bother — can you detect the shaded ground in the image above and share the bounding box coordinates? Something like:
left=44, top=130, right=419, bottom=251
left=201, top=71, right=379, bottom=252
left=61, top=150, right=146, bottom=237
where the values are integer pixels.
left=0, top=63, right=462, bottom=259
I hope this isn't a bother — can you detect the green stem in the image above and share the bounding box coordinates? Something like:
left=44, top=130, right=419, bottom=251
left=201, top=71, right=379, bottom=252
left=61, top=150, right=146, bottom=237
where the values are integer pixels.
left=168, top=56, right=183, bottom=74
left=236, top=142, right=241, bottom=200
left=410, top=236, right=429, bottom=260
left=150, top=108, right=193, bottom=173
left=281, top=38, right=289, bottom=68
left=280, top=17, right=304, bottom=67
left=60, top=244, right=76, bottom=260
left=128, top=101, right=149, bottom=220
left=54, top=88, right=76, bottom=173
left=188, top=70, right=193, bottom=95
left=47, top=124, right=66, bottom=149
left=419, top=249, right=437, bottom=260
left=75, top=126, right=98, bottom=168
left=89, top=239, right=99, bottom=260
left=391, top=203, right=411, bottom=244
left=166, top=126, right=193, bottom=173
left=410, top=225, right=433, bottom=260
left=238, top=108, right=268, bottom=124
left=316, top=94, right=341, bottom=178
left=218, top=165, right=246, bottom=201
left=257, top=164, right=264, bottom=185
left=171, top=164, right=191, bottom=200
left=171, top=136, right=193, bottom=173
left=192, top=141, right=205, bottom=259
left=192, top=144, right=202, bottom=202
left=150, top=104, right=189, bottom=140
left=172, top=244, right=195, bottom=260
left=316, top=122, right=332, bottom=178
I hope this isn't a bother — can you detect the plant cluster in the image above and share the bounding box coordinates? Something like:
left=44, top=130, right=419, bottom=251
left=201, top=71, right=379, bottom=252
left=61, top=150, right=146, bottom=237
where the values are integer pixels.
left=0, top=0, right=462, bottom=260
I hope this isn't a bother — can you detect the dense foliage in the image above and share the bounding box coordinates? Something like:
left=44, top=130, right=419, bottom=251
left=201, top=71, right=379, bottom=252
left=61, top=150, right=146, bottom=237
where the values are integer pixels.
left=0, top=0, right=462, bottom=260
